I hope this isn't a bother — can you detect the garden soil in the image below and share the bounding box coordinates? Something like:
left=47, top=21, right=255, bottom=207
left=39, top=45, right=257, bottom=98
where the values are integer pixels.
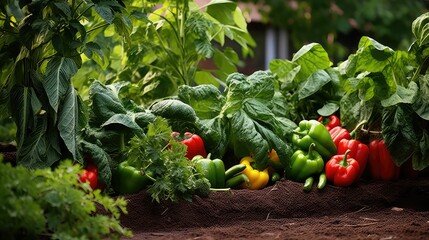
left=119, top=176, right=429, bottom=240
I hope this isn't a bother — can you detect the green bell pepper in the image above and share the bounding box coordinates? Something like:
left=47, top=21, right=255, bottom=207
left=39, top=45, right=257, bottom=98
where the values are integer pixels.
left=193, top=155, right=225, bottom=188
left=292, top=119, right=337, bottom=161
left=286, top=143, right=324, bottom=181
left=112, top=161, right=154, bottom=194
left=286, top=143, right=326, bottom=191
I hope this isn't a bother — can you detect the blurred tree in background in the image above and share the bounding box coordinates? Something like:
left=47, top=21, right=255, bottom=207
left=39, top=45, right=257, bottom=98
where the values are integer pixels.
left=240, top=0, right=428, bottom=62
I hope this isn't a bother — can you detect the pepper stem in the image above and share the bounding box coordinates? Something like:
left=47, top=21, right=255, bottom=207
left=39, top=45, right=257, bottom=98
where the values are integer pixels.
left=350, top=120, right=368, bottom=139
left=307, top=143, right=316, bottom=159
left=339, top=149, right=351, bottom=167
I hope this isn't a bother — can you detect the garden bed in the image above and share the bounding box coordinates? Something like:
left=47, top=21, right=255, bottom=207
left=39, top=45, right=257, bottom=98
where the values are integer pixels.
left=119, top=177, right=429, bottom=239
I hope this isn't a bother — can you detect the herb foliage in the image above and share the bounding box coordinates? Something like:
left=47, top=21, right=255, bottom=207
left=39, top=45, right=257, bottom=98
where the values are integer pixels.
left=0, top=156, right=132, bottom=239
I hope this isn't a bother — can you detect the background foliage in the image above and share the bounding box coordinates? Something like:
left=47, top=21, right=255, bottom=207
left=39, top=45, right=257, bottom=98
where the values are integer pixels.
left=240, top=0, right=428, bottom=62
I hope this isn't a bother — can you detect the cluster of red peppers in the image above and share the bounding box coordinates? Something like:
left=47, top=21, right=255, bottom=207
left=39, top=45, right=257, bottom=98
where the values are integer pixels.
left=319, top=115, right=401, bottom=187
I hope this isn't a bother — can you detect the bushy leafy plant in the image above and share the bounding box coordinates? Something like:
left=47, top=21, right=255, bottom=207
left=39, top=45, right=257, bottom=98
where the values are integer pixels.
left=0, top=156, right=132, bottom=239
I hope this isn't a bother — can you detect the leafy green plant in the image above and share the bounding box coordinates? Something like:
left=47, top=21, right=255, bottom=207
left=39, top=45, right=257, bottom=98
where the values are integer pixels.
left=82, top=80, right=201, bottom=187
left=0, top=0, right=129, bottom=168
left=74, top=0, right=256, bottom=106
left=126, top=117, right=210, bottom=202
left=269, top=43, right=343, bottom=122
left=337, top=13, right=429, bottom=170
left=0, top=156, right=132, bottom=239
left=178, top=71, right=296, bottom=170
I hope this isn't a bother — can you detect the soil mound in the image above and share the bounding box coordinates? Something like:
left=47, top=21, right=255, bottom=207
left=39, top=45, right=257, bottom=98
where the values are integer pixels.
left=120, top=177, right=429, bottom=239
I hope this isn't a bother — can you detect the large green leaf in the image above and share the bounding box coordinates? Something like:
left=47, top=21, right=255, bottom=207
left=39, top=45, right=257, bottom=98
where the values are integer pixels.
left=413, top=130, right=429, bottom=170
left=9, top=85, right=32, bottom=148
left=381, top=81, right=418, bottom=107
left=58, top=85, right=80, bottom=160
left=223, top=71, right=274, bottom=115
left=17, top=116, right=61, bottom=168
left=205, top=0, right=236, bottom=26
left=412, top=74, right=429, bottom=120
left=297, top=69, right=332, bottom=100
left=43, top=57, right=78, bottom=112
left=269, top=59, right=300, bottom=90
left=89, top=80, right=127, bottom=126
left=292, top=43, right=332, bottom=84
left=178, top=84, right=225, bottom=119
left=100, top=113, right=144, bottom=137
left=52, top=1, right=72, bottom=18
left=345, top=37, right=394, bottom=75
left=382, top=105, right=419, bottom=167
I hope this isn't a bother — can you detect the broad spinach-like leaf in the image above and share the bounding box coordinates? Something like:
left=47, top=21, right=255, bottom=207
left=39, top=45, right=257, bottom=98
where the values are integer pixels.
left=413, top=74, right=429, bottom=120
left=382, top=105, right=419, bottom=167
left=179, top=70, right=295, bottom=170
left=291, top=43, right=332, bottom=84
left=89, top=80, right=127, bottom=126
left=345, top=37, right=394, bottom=76
left=381, top=81, right=418, bottom=107
left=101, top=113, right=144, bottom=137
left=178, top=85, right=229, bottom=158
left=178, top=84, right=225, bottom=119
left=413, top=130, right=429, bottom=170
left=297, top=69, right=332, bottom=100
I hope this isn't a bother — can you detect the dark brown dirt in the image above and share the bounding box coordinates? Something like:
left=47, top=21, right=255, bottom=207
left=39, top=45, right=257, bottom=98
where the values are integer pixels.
left=119, top=177, right=429, bottom=240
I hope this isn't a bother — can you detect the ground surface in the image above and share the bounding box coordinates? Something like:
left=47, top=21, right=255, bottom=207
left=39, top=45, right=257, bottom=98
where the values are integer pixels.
left=119, top=177, right=429, bottom=240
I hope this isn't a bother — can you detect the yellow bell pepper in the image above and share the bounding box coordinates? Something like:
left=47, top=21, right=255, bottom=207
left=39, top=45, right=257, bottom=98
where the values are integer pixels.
left=240, top=156, right=270, bottom=190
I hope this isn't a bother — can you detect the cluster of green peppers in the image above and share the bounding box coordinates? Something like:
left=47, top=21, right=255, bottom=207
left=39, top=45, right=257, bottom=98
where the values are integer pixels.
left=288, top=119, right=337, bottom=191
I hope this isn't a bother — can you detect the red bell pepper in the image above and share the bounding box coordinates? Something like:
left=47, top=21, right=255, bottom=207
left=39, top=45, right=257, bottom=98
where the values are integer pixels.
left=329, top=126, right=351, bottom=147
left=329, top=120, right=367, bottom=147
left=325, top=150, right=360, bottom=187
left=79, top=164, right=98, bottom=190
left=368, top=140, right=400, bottom=181
left=171, top=132, right=207, bottom=160
left=337, top=138, right=369, bottom=179
left=318, top=115, right=341, bottom=131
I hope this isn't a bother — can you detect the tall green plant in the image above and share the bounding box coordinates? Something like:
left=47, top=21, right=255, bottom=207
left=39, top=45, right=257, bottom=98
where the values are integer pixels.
left=0, top=0, right=128, bottom=168
left=74, top=0, right=256, bottom=106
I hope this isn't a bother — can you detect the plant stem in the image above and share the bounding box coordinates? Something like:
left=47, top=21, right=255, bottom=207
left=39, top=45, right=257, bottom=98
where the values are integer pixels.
left=86, top=23, right=110, bottom=34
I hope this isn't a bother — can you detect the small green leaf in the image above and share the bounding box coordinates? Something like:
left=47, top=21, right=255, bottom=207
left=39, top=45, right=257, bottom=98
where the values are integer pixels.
left=412, top=12, right=429, bottom=47
left=95, top=5, right=114, bottom=24
left=317, top=102, right=339, bottom=116
left=53, top=2, right=72, bottom=17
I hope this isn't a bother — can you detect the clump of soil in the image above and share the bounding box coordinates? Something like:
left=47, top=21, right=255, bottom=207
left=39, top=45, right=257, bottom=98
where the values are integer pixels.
left=119, top=177, right=429, bottom=239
